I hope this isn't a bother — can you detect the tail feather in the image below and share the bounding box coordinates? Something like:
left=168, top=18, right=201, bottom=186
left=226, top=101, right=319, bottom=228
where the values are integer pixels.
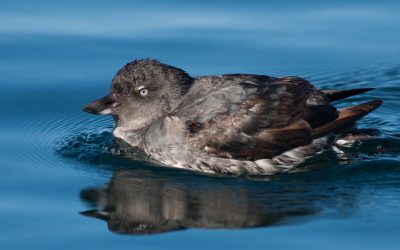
left=322, top=88, right=375, bottom=102
left=312, top=100, right=382, bottom=138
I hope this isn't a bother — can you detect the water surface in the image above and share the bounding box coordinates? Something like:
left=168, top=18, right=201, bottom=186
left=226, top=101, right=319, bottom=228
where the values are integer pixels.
left=1, top=0, right=400, bottom=249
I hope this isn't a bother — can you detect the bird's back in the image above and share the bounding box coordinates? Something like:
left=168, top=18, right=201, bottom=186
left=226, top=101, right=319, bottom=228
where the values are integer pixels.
left=171, top=74, right=380, bottom=162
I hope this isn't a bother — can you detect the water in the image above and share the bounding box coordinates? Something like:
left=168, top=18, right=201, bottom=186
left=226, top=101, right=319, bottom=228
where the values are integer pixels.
left=1, top=0, right=400, bottom=249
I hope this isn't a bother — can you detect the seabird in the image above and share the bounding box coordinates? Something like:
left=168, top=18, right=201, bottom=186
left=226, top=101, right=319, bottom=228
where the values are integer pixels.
left=84, top=59, right=382, bottom=175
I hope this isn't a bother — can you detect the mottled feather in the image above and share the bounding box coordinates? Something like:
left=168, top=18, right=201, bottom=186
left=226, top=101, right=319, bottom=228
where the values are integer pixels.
left=173, top=75, right=314, bottom=160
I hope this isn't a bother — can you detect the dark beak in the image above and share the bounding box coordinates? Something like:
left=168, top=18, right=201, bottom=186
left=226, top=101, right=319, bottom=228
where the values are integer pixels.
left=80, top=210, right=109, bottom=221
left=83, top=95, right=119, bottom=115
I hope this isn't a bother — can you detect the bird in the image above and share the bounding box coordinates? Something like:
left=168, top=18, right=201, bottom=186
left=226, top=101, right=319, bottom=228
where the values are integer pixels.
left=83, top=59, right=382, bottom=175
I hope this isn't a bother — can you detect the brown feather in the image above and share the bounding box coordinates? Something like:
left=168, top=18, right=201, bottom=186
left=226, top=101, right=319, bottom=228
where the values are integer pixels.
left=322, top=88, right=375, bottom=102
left=313, top=100, right=382, bottom=138
left=304, top=104, right=338, bottom=128
left=176, top=74, right=381, bottom=161
left=181, top=76, right=314, bottom=160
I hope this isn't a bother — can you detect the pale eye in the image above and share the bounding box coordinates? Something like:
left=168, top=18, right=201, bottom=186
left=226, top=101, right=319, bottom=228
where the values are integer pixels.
left=139, top=88, right=148, bottom=96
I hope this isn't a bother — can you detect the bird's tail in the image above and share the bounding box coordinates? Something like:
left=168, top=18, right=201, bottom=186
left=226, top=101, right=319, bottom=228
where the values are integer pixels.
left=322, top=88, right=375, bottom=102
left=312, top=100, right=383, bottom=138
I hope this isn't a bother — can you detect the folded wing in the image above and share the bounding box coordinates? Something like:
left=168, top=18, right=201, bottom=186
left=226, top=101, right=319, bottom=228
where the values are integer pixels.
left=174, top=75, right=381, bottom=160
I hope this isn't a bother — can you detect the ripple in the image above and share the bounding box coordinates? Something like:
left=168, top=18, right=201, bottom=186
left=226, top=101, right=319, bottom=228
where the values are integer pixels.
left=56, top=130, right=124, bottom=164
left=0, top=86, right=117, bottom=177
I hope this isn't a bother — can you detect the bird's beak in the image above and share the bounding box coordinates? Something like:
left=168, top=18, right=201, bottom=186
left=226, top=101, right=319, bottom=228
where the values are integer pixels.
left=83, top=95, right=119, bottom=115
left=80, top=210, right=109, bottom=221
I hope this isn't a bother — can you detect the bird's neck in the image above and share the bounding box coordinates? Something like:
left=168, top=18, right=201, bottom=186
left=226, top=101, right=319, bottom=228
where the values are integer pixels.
left=113, top=125, right=147, bottom=147
left=112, top=113, right=169, bottom=148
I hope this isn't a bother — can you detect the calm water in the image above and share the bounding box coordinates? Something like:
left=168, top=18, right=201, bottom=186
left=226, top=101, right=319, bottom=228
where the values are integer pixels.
left=1, top=0, right=400, bottom=249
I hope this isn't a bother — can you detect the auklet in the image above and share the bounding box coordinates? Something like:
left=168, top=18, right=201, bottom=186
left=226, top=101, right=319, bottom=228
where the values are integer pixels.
left=83, top=59, right=382, bottom=175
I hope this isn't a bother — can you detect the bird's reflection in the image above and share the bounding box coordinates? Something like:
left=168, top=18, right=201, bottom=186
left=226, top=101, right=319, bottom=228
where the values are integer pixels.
left=80, top=168, right=357, bottom=235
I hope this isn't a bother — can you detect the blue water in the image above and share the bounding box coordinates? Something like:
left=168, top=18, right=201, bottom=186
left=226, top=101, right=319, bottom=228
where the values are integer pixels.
left=1, top=0, right=400, bottom=249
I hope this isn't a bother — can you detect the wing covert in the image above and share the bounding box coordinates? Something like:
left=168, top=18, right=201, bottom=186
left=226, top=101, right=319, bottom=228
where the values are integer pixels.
left=175, top=75, right=314, bottom=160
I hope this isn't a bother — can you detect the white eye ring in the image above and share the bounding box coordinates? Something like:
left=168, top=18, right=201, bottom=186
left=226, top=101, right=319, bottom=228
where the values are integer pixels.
left=138, top=86, right=148, bottom=96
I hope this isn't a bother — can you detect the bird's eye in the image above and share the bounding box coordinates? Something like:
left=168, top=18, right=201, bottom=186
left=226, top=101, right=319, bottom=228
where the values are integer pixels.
left=138, top=87, right=148, bottom=96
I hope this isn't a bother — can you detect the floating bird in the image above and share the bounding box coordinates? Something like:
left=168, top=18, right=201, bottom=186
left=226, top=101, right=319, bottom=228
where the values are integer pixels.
left=84, top=59, right=382, bottom=175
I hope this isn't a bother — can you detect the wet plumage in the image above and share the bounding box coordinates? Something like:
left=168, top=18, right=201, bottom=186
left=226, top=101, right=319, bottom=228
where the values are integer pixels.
left=84, top=59, right=382, bottom=175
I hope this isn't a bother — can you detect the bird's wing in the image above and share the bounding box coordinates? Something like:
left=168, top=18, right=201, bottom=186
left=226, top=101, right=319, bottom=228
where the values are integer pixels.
left=173, top=75, right=318, bottom=160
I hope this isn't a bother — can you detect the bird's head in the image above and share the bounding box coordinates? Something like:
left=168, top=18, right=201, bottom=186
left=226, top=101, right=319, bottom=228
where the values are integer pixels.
left=83, top=59, right=192, bottom=130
